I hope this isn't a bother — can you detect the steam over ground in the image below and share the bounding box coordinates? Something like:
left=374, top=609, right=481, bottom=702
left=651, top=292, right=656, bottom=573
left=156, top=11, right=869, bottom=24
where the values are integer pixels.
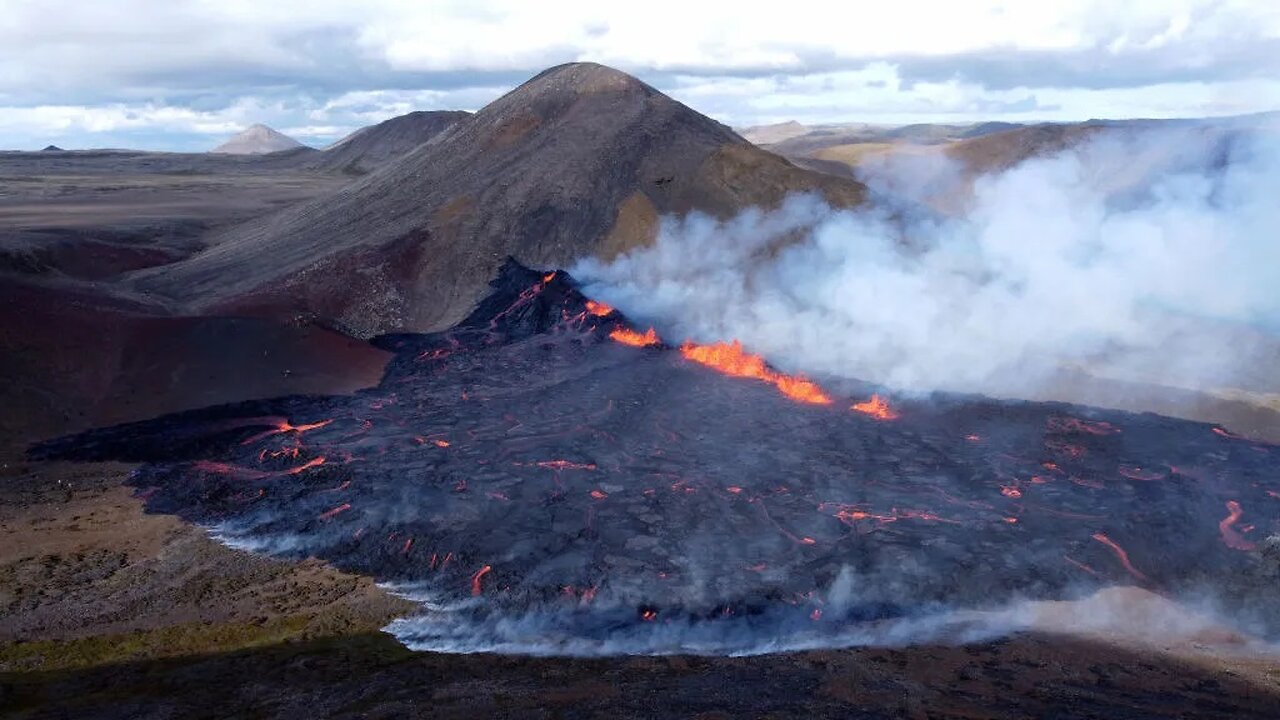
left=575, top=127, right=1280, bottom=398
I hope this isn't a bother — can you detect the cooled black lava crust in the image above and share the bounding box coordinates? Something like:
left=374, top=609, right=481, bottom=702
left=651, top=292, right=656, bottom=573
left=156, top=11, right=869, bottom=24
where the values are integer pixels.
left=32, top=260, right=1280, bottom=652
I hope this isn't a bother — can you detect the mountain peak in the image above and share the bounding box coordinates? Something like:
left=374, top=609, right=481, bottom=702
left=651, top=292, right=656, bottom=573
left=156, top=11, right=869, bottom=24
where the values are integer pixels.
left=525, top=62, right=652, bottom=95
left=140, top=62, right=865, bottom=338
left=211, top=124, right=306, bottom=155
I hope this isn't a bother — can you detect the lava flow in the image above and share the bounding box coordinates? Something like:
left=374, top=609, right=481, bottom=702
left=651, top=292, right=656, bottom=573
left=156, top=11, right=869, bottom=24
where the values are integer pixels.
left=1091, top=533, right=1149, bottom=582
left=1219, top=500, right=1258, bottom=551
left=851, top=394, right=899, bottom=420
left=31, top=260, right=1280, bottom=656
left=679, top=340, right=832, bottom=405
left=609, top=326, right=660, bottom=347
left=585, top=299, right=614, bottom=317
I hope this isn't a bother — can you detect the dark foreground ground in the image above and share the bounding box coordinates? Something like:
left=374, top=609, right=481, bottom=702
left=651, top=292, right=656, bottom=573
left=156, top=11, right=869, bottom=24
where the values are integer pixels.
left=3, top=460, right=1280, bottom=719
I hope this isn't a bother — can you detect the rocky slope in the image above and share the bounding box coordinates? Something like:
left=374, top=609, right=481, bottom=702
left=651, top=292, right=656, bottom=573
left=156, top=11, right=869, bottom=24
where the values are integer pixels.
left=316, top=110, right=471, bottom=175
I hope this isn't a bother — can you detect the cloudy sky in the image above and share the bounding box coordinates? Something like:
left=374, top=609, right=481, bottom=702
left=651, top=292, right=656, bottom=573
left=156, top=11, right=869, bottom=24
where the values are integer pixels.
left=1, top=0, right=1278, bottom=151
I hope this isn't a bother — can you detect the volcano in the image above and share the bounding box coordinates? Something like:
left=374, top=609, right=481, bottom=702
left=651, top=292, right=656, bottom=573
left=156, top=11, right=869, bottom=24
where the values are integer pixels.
left=35, top=260, right=1280, bottom=655
left=211, top=124, right=307, bottom=155
left=129, top=63, right=866, bottom=337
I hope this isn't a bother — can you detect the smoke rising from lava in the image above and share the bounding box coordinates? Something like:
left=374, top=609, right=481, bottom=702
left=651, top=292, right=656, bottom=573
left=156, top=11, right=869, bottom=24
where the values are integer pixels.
left=575, top=127, right=1280, bottom=398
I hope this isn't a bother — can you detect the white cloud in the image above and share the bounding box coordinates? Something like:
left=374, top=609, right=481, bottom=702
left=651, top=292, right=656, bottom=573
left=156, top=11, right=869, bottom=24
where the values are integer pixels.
left=0, top=0, right=1276, bottom=148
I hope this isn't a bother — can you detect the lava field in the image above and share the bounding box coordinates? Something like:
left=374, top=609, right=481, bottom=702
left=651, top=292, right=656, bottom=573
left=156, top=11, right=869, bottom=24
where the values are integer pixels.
left=32, top=260, right=1280, bottom=654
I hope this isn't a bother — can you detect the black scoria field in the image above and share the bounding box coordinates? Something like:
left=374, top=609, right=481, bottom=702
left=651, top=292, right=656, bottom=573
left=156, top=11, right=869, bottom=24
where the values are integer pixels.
left=32, top=260, right=1280, bottom=654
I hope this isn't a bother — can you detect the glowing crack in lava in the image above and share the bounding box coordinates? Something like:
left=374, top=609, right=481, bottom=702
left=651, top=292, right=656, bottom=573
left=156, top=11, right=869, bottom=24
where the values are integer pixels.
left=679, top=340, right=833, bottom=405
left=31, top=260, right=1280, bottom=656
left=1090, top=532, right=1149, bottom=582
left=851, top=394, right=899, bottom=420
left=471, top=565, right=493, bottom=596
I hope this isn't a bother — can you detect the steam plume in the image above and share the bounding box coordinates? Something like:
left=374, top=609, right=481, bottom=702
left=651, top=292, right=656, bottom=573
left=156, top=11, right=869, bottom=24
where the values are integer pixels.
left=575, top=126, right=1280, bottom=398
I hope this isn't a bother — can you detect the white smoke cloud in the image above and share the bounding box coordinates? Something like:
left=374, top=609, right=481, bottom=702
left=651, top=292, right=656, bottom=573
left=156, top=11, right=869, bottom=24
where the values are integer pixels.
left=575, top=125, right=1280, bottom=399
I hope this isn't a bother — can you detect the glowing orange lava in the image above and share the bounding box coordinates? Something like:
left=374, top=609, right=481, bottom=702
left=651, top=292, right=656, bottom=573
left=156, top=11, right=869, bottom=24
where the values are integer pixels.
left=585, top=300, right=614, bottom=317
left=285, top=456, right=326, bottom=474
left=1063, top=555, right=1100, bottom=576
left=679, top=340, right=833, bottom=405
left=258, top=446, right=301, bottom=462
left=1091, top=532, right=1148, bottom=582
left=470, top=565, right=492, bottom=596
left=1219, top=500, right=1257, bottom=551
left=240, top=417, right=334, bottom=445
left=195, top=456, right=327, bottom=480
left=851, top=394, right=899, bottom=420
left=318, top=502, right=351, bottom=521
left=609, top=327, right=661, bottom=347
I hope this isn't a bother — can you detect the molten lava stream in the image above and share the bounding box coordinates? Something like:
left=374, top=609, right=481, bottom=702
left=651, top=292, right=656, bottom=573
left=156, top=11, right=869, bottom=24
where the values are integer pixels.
left=470, top=565, right=493, bottom=596
left=851, top=394, right=898, bottom=420
left=679, top=340, right=832, bottom=405
left=585, top=300, right=614, bottom=317
left=193, top=456, right=326, bottom=480
left=1219, top=500, right=1257, bottom=551
left=1091, top=532, right=1148, bottom=582
left=609, top=327, right=660, bottom=347
left=239, top=417, right=334, bottom=445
